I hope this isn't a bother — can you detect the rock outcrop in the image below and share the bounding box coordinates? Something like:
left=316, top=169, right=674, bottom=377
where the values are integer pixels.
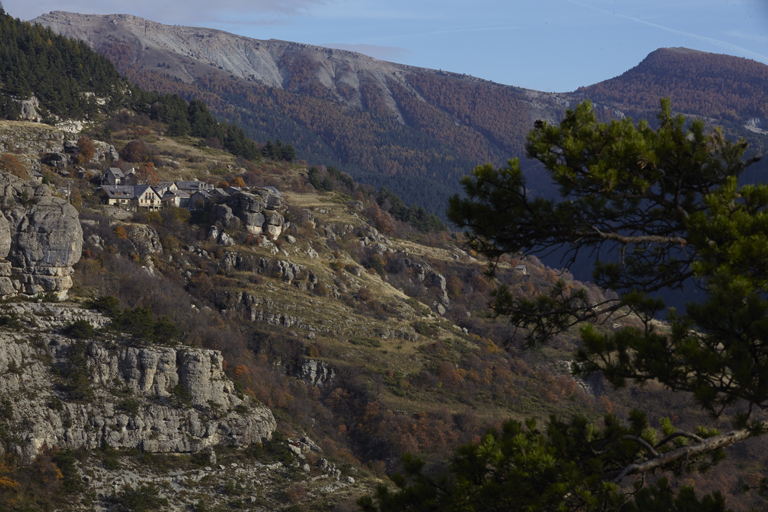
left=126, top=223, right=163, bottom=255
left=0, top=122, right=117, bottom=173
left=298, top=360, right=336, bottom=386
left=18, top=96, right=42, bottom=122
left=0, top=171, right=82, bottom=298
left=0, top=303, right=275, bottom=461
left=227, top=190, right=283, bottom=235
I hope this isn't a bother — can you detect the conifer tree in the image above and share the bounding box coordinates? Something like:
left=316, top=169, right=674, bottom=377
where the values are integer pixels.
left=362, top=99, right=765, bottom=511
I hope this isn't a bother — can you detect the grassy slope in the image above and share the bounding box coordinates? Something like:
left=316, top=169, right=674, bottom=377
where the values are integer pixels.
left=6, top=117, right=766, bottom=511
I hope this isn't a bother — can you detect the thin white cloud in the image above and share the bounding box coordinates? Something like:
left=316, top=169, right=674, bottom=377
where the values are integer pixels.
left=726, top=29, right=768, bottom=45
left=361, top=23, right=512, bottom=44
left=564, top=0, right=768, bottom=63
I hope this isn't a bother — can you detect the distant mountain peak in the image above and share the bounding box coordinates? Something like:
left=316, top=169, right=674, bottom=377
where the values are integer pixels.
left=656, top=47, right=706, bottom=55
left=577, top=46, right=768, bottom=119
left=32, top=11, right=768, bottom=218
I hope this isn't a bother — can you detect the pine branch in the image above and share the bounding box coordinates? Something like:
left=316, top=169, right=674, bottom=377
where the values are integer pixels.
left=612, top=427, right=753, bottom=484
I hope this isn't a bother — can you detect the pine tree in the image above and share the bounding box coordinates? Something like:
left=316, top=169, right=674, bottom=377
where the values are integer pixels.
left=362, top=99, right=765, bottom=511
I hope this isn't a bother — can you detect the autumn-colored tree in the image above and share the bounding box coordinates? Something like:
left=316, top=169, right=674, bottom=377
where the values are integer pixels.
left=76, top=135, right=96, bottom=163
left=230, top=176, right=246, bottom=188
left=119, top=140, right=149, bottom=163
left=0, top=455, right=20, bottom=492
left=0, top=154, right=26, bottom=179
left=114, top=225, right=128, bottom=240
left=373, top=211, right=396, bottom=235
left=217, top=180, right=230, bottom=189
left=70, top=188, right=82, bottom=211
left=135, top=162, right=159, bottom=185
left=146, top=211, right=163, bottom=225
left=358, top=287, right=373, bottom=302
left=445, top=274, right=464, bottom=299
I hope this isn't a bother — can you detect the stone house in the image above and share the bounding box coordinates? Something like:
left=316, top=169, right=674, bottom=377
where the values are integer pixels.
left=102, top=167, right=125, bottom=186
left=161, top=189, right=191, bottom=208
left=134, top=185, right=162, bottom=211
left=101, top=185, right=162, bottom=211
left=101, top=185, right=135, bottom=208
left=155, top=181, right=178, bottom=196
left=188, top=190, right=212, bottom=210
left=176, top=180, right=213, bottom=193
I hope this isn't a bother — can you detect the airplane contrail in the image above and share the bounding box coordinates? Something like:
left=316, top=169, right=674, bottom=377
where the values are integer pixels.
left=565, top=0, right=768, bottom=63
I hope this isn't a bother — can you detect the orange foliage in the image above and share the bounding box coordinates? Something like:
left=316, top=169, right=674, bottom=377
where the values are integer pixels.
left=0, top=457, right=19, bottom=491
left=0, top=154, right=26, bottom=180
left=233, top=364, right=249, bottom=378
left=136, top=162, right=159, bottom=185
left=77, top=135, right=96, bottom=162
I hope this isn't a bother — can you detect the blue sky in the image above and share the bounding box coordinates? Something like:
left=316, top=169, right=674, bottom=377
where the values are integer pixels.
left=6, top=0, right=768, bottom=92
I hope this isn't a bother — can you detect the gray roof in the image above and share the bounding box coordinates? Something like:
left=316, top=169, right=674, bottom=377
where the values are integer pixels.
left=133, top=185, right=160, bottom=198
left=176, top=180, right=210, bottom=191
left=162, top=189, right=191, bottom=199
left=102, top=185, right=136, bottom=199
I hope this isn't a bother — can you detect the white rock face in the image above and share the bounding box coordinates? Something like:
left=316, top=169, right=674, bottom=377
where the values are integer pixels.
left=0, top=304, right=275, bottom=461
left=33, top=11, right=430, bottom=123
left=0, top=172, right=82, bottom=298
left=18, top=96, right=42, bottom=122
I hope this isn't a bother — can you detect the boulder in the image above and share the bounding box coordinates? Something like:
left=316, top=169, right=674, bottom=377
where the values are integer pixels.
left=430, top=272, right=450, bottom=305
left=231, top=192, right=264, bottom=213
left=298, top=360, right=336, bottom=386
left=254, top=188, right=283, bottom=210
left=237, top=211, right=265, bottom=235
left=212, top=204, right=241, bottom=230
left=0, top=173, right=81, bottom=298
left=227, top=192, right=287, bottom=239
left=18, top=96, right=41, bottom=122
left=126, top=224, right=163, bottom=255
left=264, top=211, right=285, bottom=238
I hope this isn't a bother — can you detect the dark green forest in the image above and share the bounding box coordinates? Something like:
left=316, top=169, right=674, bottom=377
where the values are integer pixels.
left=0, top=8, right=121, bottom=120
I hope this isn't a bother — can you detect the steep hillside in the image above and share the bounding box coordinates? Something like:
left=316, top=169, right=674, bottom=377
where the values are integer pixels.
left=32, top=11, right=579, bottom=213
left=1, top=105, right=766, bottom=510
left=575, top=47, right=768, bottom=120
left=33, top=12, right=768, bottom=219
left=0, top=10, right=763, bottom=510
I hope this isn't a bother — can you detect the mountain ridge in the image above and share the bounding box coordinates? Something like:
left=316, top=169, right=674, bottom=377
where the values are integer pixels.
left=576, top=46, right=768, bottom=119
left=33, top=10, right=466, bottom=118
left=30, top=11, right=768, bottom=218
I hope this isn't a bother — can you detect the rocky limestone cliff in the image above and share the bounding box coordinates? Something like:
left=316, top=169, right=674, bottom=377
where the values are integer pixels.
left=0, top=302, right=275, bottom=461
left=0, top=121, right=118, bottom=179
left=0, top=171, right=82, bottom=298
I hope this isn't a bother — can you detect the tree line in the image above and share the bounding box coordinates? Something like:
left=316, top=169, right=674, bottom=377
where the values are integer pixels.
left=0, top=8, right=122, bottom=120
left=0, top=10, right=295, bottom=164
